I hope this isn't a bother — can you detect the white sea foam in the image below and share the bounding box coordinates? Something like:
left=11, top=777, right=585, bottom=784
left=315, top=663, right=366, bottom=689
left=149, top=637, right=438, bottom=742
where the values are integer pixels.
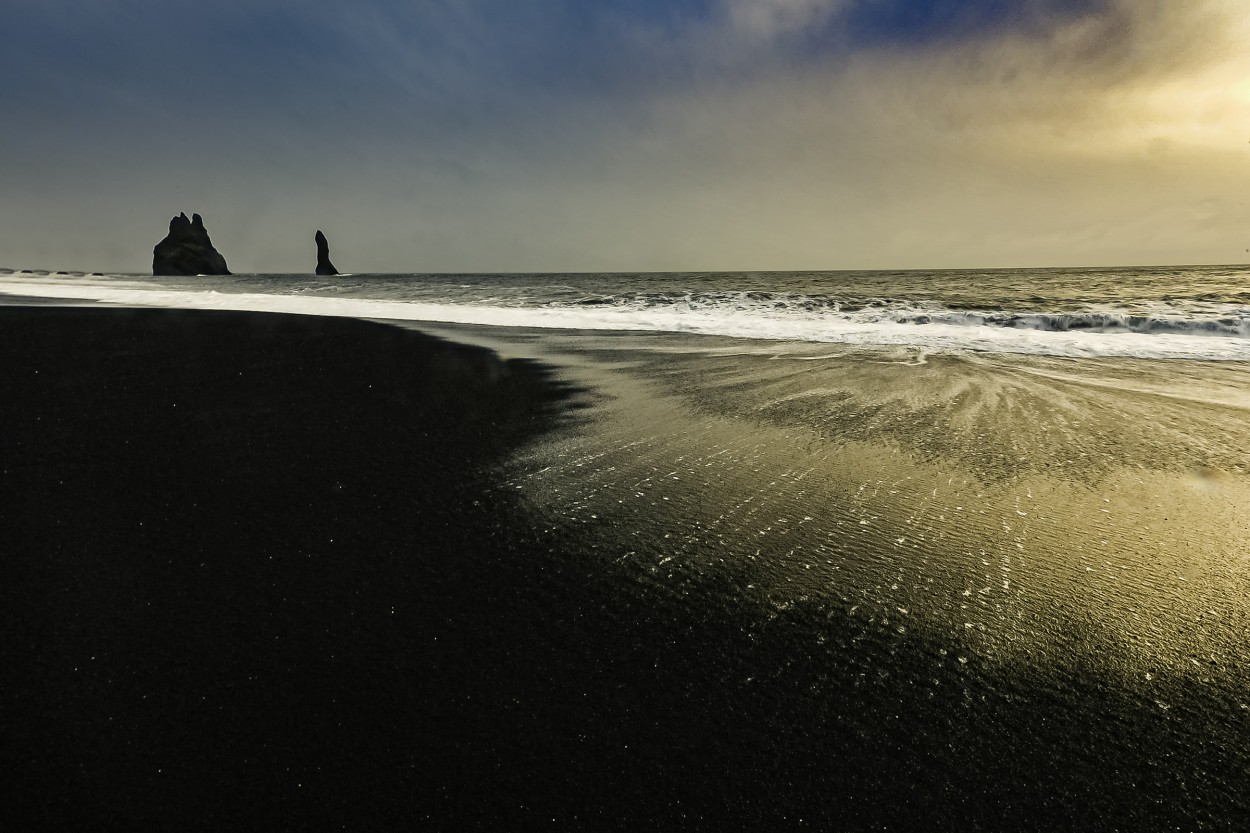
left=2, top=279, right=1249, bottom=361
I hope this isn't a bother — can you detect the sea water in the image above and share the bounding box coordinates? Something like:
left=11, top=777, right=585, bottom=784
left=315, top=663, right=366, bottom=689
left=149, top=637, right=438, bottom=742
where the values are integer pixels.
left=2, top=264, right=1249, bottom=359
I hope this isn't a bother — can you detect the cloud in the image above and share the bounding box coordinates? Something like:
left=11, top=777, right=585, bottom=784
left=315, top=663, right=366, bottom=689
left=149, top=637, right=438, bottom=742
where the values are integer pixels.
left=723, top=0, right=844, bottom=42
left=2, top=0, right=1249, bottom=271
left=840, top=0, right=1115, bottom=45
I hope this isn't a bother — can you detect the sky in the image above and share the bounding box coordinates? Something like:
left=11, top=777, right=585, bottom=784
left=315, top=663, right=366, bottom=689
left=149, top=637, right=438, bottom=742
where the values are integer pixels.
left=3, top=0, right=1250, bottom=273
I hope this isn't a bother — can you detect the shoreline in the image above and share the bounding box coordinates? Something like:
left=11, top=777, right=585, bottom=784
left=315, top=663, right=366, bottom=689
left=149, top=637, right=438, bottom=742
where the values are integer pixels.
left=4, top=273, right=1250, bottom=362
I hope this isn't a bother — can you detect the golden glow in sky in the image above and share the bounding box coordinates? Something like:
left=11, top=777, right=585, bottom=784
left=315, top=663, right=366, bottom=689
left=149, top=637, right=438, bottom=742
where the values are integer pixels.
left=3, top=0, right=1250, bottom=271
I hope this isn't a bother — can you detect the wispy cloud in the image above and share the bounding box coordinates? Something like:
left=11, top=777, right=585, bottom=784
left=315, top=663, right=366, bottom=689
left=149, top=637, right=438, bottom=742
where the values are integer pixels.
left=2, top=0, right=1248, bottom=271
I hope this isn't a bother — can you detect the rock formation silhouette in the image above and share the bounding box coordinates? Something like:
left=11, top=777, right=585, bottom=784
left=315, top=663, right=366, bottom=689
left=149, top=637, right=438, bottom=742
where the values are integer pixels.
left=315, top=230, right=338, bottom=276
left=152, top=213, right=230, bottom=276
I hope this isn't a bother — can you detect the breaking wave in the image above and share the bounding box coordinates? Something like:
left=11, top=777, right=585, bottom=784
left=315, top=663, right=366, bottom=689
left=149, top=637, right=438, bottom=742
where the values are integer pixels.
left=2, top=278, right=1249, bottom=361
left=563, top=290, right=1250, bottom=339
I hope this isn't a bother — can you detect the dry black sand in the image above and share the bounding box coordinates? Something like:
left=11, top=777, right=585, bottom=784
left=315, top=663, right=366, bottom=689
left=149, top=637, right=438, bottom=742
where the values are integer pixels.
left=1, top=307, right=586, bottom=829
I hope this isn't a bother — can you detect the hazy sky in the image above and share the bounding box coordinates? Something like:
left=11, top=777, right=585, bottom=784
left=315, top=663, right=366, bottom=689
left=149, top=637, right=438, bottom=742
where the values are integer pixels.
left=4, top=0, right=1250, bottom=272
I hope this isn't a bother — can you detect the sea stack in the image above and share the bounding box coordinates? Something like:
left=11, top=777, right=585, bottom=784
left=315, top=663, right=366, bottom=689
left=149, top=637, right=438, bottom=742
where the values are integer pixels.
left=315, top=230, right=338, bottom=276
left=152, top=213, right=230, bottom=276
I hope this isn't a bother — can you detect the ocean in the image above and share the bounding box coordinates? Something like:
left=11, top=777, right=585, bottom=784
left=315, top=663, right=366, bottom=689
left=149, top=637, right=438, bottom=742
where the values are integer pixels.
left=3, top=264, right=1250, bottom=359
left=2, top=265, right=1249, bottom=829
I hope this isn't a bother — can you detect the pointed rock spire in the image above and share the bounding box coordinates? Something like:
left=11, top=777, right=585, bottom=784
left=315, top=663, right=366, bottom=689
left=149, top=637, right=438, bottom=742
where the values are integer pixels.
left=315, top=230, right=339, bottom=276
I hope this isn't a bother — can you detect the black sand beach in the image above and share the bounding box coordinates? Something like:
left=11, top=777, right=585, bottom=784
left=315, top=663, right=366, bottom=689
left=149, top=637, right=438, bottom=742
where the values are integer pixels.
left=1, top=307, right=583, bottom=829
left=3, top=307, right=1249, bottom=831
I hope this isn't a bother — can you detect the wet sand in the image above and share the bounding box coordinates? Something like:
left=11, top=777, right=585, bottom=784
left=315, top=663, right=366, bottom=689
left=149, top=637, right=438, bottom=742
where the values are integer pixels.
left=3, top=308, right=1249, bottom=830
left=426, top=323, right=1250, bottom=830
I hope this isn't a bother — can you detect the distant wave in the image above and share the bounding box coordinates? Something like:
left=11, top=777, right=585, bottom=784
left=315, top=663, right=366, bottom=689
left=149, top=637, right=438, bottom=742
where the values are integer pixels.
left=2, top=279, right=1249, bottom=361
left=561, top=290, right=1250, bottom=339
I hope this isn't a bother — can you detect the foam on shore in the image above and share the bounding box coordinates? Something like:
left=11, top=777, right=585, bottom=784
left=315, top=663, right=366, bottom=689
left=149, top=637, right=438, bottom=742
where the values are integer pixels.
left=3, top=278, right=1248, bottom=361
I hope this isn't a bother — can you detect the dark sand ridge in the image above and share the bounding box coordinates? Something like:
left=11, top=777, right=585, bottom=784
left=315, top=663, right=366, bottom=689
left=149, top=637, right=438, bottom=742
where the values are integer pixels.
left=4, top=307, right=1250, bottom=830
